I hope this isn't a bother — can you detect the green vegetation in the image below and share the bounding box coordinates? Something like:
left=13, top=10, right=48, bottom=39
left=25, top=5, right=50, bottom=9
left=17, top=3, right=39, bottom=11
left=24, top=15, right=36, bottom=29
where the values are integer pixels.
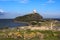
left=0, top=28, right=60, bottom=40
left=15, top=13, right=43, bottom=22
left=10, top=11, right=60, bottom=40
left=14, top=12, right=60, bottom=27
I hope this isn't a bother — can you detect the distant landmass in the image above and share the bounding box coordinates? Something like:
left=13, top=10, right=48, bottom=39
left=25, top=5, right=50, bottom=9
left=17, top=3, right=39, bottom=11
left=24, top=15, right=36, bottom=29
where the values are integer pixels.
left=15, top=13, right=43, bottom=22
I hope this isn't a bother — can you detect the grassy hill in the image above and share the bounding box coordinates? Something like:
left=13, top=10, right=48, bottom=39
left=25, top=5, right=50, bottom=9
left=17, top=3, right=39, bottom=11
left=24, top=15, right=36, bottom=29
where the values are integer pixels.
left=15, top=13, right=43, bottom=22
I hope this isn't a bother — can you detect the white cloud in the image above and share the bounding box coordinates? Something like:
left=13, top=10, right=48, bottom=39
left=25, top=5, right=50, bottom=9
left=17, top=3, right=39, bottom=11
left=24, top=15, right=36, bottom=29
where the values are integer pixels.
left=46, top=0, right=55, bottom=3
left=20, top=0, right=29, bottom=3
left=0, top=9, right=5, bottom=15
left=40, top=0, right=55, bottom=5
left=0, top=9, right=4, bottom=13
left=0, top=0, right=29, bottom=3
left=0, top=0, right=55, bottom=5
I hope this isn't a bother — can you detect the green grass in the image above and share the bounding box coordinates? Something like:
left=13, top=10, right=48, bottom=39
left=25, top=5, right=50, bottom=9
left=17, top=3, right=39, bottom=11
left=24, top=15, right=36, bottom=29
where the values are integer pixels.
left=0, top=29, right=60, bottom=40
left=0, top=38, right=24, bottom=40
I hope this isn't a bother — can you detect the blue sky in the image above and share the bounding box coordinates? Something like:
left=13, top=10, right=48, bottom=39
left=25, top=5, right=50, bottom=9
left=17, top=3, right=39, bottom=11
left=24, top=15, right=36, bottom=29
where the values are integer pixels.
left=0, top=0, right=60, bottom=19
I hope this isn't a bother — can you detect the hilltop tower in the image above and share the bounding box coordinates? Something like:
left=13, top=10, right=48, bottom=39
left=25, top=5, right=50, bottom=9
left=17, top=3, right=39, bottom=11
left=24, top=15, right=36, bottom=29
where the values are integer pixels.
left=33, top=9, right=37, bottom=13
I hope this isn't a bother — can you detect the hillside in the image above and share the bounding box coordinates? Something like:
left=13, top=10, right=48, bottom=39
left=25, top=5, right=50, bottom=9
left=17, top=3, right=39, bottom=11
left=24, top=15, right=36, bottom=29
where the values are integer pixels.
left=15, top=13, right=43, bottom=22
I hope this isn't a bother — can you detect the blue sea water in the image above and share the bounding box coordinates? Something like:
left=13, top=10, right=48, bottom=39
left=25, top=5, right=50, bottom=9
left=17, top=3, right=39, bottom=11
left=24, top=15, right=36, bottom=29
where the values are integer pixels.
left=0, top=19, right=28, bottom=28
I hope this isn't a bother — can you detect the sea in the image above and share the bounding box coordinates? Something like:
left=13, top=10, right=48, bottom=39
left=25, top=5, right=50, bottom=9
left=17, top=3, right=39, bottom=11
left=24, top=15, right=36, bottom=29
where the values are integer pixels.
left=0, top=19, right=28, bottom=28
left=0, top=19, right=60, bottom=29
